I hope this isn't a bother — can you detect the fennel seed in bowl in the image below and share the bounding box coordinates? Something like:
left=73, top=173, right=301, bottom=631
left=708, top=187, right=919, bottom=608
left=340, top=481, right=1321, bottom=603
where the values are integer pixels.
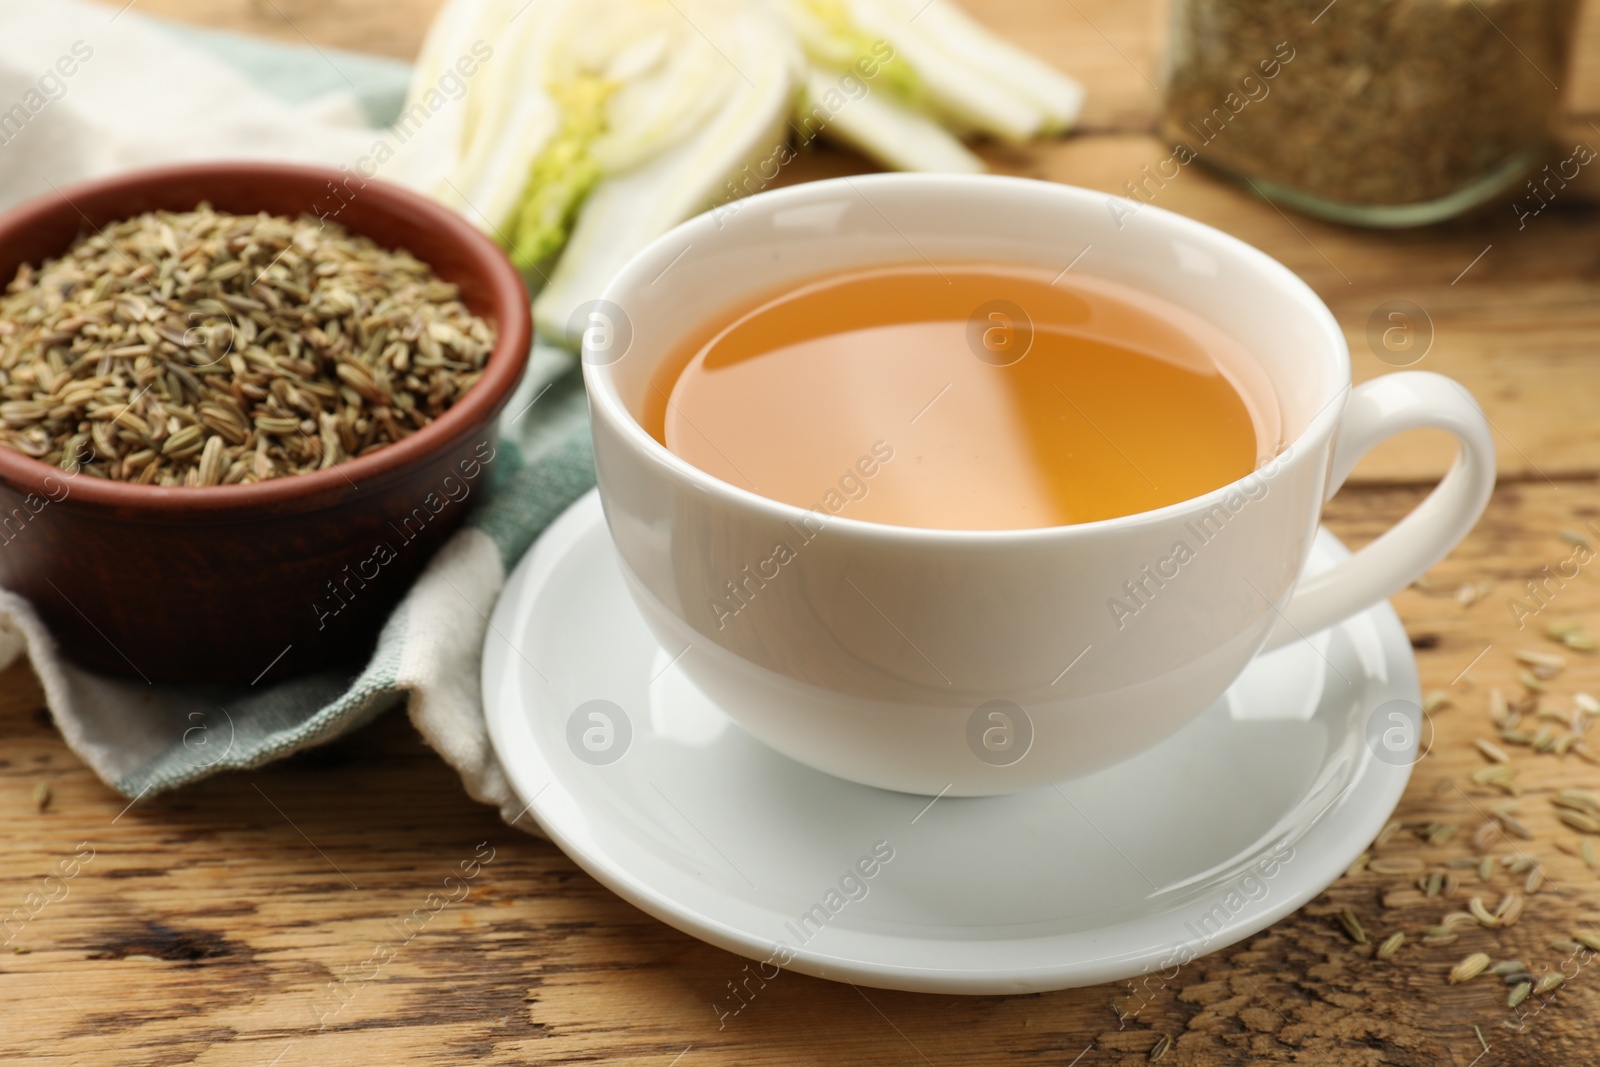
left=0, top=204, right=495, bottom=486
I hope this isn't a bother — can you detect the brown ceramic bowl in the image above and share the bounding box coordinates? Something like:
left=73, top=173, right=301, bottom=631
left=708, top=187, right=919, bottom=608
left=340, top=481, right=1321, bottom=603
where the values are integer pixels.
left=0, top=162, right=531, bottom=684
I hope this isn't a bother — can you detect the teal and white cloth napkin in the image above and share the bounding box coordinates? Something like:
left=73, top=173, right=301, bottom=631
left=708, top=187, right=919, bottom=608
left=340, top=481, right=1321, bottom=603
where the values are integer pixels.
left=0, top=1, right=595, bottom=822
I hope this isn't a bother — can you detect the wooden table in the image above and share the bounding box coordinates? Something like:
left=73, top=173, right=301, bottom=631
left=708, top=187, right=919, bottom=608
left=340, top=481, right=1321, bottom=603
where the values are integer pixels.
left=7, top=2, right=1600, bottom=1064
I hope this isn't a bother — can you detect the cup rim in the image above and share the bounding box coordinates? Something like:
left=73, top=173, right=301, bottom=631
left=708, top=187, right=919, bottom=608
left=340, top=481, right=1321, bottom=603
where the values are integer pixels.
left=588, top=172, right=1350, bottom=543
left=0, top=162, right=532, bottom=518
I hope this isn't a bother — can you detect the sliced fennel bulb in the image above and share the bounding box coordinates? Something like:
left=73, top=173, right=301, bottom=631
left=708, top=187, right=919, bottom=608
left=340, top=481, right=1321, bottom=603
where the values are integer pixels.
left=780, top=0, right=1082, bottom=144
left=385, top=0, right=492, bottom=196
left=397, top=0, right=1083, bottom=353
left=400, top=0, right=783, bottom=281
left=399, top=0, right=567, bottom=232
left=783, top=0, right=925, bottom=105
left=800, top=67, right=981, bottom=174
left=506, top=76, right=609, bottom=271
left=534, top=10, right=800, bottom=345
left=502, top=0, right=742, bottom=268
left=892, top=0, right=1084, bottom=131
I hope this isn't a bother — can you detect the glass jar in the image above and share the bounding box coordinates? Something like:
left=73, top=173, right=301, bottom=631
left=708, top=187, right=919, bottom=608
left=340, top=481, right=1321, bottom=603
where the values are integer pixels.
left=1162, top=0, right=1580, bottom=227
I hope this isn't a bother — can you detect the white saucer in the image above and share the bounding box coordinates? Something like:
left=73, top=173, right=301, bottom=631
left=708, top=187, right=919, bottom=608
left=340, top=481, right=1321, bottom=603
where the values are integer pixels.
left=483, top=491, right=1419, bottom=994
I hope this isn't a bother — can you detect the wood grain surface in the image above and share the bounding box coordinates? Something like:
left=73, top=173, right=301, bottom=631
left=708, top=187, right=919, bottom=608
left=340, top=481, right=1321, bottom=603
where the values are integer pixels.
left=6, top=2, right=1600, bottom=1064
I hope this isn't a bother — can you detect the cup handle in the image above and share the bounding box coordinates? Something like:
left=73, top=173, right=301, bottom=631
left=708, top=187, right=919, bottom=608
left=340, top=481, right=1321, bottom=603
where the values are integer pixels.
left=1261, top=371, right=1496, bottom=653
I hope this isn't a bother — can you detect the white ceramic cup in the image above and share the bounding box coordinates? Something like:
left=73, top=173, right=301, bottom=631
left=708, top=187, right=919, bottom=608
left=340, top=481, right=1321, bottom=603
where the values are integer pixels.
left=584, top=173, right=1494, bottom=796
